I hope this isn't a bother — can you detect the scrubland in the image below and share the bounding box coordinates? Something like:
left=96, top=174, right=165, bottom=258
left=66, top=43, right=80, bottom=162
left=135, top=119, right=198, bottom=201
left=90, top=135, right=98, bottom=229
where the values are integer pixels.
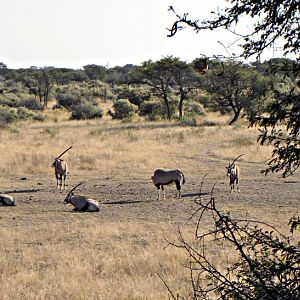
left=0, top=108, right=299, bottom=299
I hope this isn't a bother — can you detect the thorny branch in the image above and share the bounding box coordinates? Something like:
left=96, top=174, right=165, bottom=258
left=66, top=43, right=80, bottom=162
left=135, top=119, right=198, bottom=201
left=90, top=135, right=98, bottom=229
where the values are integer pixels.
left=160, top=184, right=300, bottom=299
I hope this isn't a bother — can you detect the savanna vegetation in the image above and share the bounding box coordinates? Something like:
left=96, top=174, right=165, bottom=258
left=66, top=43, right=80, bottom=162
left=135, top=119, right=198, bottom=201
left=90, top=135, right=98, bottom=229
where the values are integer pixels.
left=166, top=0, right=300, bottom=299
left=0, top=1, right=299, bottom=299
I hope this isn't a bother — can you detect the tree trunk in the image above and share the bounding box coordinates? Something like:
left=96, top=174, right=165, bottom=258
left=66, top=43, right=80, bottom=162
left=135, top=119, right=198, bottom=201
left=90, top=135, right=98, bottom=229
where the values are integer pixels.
left=163, top=95, right=171, bottom=120
left=229, top=109, right=241, bottom=125
left=179, top=98, right=184, bottom=118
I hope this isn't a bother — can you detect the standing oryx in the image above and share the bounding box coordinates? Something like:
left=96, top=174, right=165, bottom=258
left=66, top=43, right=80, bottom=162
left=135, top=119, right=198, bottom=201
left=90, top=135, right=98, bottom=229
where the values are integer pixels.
left=52, top=146, right=72, bottom=191
left=226, top=154, right=243, bottom=193
left=64, top=181, right=100, bottom=212
left=151, top=169, right=185, bottom=200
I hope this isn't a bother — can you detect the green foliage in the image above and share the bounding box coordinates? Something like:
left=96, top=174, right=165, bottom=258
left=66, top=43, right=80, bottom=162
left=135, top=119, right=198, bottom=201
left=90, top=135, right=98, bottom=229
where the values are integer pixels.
left=0, top=96, right=43, bottom=111
left=108, top=99, right=138, bottom=120
left=202, top=59, right=271, bottom=125
left=56, top=83, right=103, bottom=120
left=169, top=0, right=300, bottom=172
left=184, top=101, right=206, bottom=116
left=16, top=67, right=55, bottom=107
left=70, top=101, right=103, bottom=120
left=0, top=105, right=45, bottom=127
left=250, top=87, right=300, bottom=177
left=56, top=84, right=84, bottom=108
left=139, top=98, right=165, bottom=120
left=83, top=64, right=106, bottom=81
left=115, top=85, right=150, bottom=107
left=134, top=56, right=200, bottom=119
left=168, top=1, right=299, bottom=58
left=178, top=116, right=197, bottom=126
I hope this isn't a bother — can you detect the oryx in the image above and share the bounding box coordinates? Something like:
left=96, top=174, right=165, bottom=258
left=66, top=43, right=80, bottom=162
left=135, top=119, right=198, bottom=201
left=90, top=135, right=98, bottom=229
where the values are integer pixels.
left=151, top=169, right=185, bottom=200
left=64, top=181, right=100, bottom=212
left=226, top=154, right=243, bottom=193
left=52, top=146, right=72, bottom=190
left=0, top=194, right=16, bottom=206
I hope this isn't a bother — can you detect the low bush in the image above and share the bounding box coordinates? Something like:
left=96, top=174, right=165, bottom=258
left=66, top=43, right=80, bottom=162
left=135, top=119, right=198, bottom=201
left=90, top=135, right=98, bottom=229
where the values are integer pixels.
left=139, top=99, right=165, bottom=120
left=0, top=96, right=43, bottom=111
left=56, top=92, right=81, bottom=108
left=70, top=101, right=103, bottom=120
left=184, top=101, right=206, bottom=116
left=108, top=99, right=138, bottom=120
left=0, top=105, right=45, bottom=127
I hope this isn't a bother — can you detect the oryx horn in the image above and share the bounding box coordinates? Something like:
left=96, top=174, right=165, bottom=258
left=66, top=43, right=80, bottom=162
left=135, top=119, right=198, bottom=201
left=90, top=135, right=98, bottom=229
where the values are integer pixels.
left=230, top=154, right=244, bottom=167
left=67, top=181, right=85, bottom=197
left=56, top=146, right=72, bottom=160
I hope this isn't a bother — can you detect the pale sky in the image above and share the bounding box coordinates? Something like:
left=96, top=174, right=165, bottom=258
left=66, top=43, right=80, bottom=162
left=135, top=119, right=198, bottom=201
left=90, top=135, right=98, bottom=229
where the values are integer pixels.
left=0, top=0, right=280, bottom=69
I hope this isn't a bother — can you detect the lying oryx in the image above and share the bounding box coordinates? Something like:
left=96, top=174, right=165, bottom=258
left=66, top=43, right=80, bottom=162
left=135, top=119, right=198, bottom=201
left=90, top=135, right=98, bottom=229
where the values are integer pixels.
left=151, top=169, right=185, bottom=200
left=64, top=181, right=100, bottom=212
left=52, top=146, right=72, bottom=190
left=0, top=194, right=16, bottom=206
left=226, top=154, right=243, bottom=193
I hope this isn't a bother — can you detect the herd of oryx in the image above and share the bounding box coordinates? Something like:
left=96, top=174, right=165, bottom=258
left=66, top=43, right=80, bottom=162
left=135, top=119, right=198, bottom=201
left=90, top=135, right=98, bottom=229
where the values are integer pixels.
left=0, top=146, right=243, bottom=212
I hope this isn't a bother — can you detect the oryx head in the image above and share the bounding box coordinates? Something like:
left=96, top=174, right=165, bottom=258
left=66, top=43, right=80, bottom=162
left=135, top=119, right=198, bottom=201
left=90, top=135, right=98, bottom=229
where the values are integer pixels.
left=52, top=146, right=72, bottom=168
left=226, top=154, right=244, bottom=176
left=52, top=158, right=59, bottom=168
left=64, top=181, right=85, bottom=204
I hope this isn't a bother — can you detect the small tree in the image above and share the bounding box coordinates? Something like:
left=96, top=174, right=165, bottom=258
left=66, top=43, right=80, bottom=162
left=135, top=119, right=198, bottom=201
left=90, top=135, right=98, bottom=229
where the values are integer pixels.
left=134, top=58, right=175, bottom=120
left=203, top=59, right=271, bottom=125
left=18, top=67, right=55, bottom=107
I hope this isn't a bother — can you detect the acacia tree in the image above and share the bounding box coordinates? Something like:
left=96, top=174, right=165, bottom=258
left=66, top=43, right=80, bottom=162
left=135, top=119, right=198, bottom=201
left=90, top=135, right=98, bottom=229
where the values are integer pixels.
left=204, top=59, right=271, bottom=125
left=18, top=67, right=55, bottom=107
left=134, top=56, right=200, bottom=119
left=169, top=0, right=300, bottom=176
left=134, top=57, right=176, bottom=120
left=167, top=57, right=200, bottom=118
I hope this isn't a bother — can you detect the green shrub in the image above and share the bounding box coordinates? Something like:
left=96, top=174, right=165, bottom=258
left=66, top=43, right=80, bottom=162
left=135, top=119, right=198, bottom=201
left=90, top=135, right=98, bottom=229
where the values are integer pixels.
left=70, top=101, right=103, bottom=120
left=179, top=116, right=197, bottom=126
left=139, top=99, right=165, bottom=120
left=56, top=92, right=81, bottom=108
left=19, top=98, right=43, bottom=111
left=0, top=96, right=43, bottom=111
left=115, top=86, right=150, bottom=106
left=0, top=105, right=45, bottom=127
left=184, top=101, right=206, bottom=116
left=0, top=106, right=17, bottom=125
left=108, top=99, right=138, bottom=120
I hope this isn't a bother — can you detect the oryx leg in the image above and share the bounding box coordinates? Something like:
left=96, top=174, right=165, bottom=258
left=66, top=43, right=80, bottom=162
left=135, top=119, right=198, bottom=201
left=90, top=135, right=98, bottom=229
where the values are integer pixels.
left=161, top=185, right=165, bottom=199
left=230, top=177, right=234, bottom=193
left=55, top=173, right=60, bottom=189
left=236, top=178, right=240, bottom=193
left=156, top=184, right=161, bottom=200
left=62, top=174, right=67, bottom=190
left=175, top=180, right=181, bottom=198
left=58, top=175, right=63, bottom=191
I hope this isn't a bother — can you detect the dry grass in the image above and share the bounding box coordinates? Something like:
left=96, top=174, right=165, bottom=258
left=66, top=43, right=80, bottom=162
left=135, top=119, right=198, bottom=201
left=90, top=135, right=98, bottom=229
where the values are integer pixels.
left=0, top=111, right=272, bottom=177
left=0, top=109, right=297, bottom=299
left=0, top=220, right=192, bottom=300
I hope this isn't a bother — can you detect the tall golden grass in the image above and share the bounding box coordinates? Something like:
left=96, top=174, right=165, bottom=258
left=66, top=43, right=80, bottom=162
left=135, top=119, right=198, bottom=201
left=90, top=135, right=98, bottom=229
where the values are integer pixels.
left=0, top=110, right=271, bottom=177
left=0, top=220, right=193, bottom=300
